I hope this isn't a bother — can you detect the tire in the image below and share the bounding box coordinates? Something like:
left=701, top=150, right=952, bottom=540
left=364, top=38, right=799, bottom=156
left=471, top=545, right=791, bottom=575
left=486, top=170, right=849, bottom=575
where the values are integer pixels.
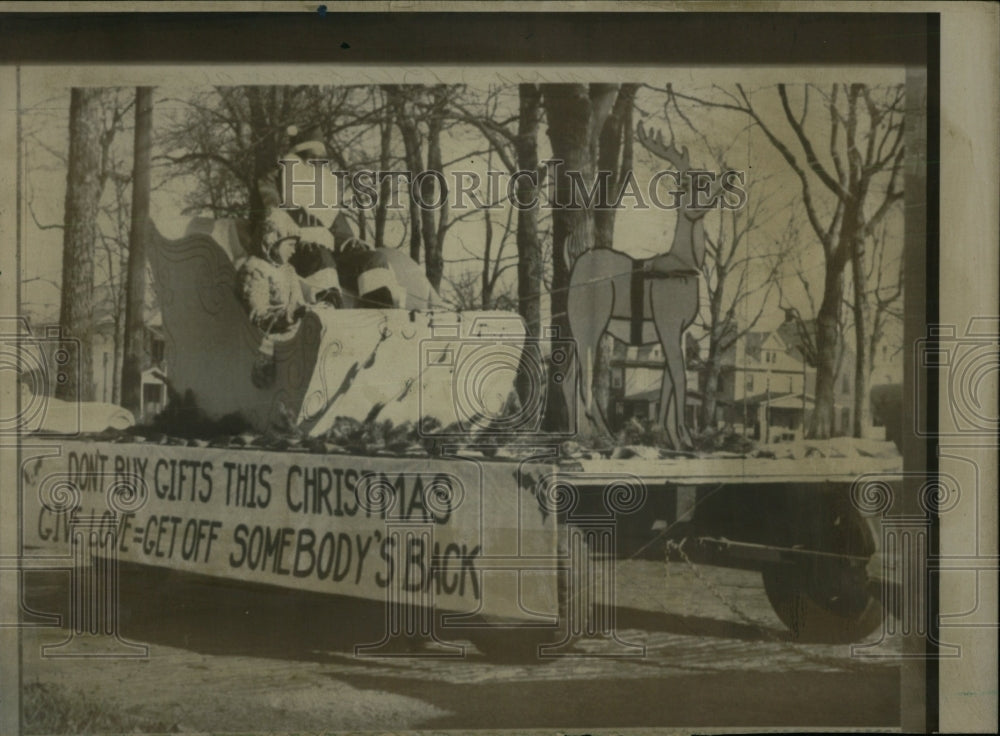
left=761, top=509, right=884, bottom=644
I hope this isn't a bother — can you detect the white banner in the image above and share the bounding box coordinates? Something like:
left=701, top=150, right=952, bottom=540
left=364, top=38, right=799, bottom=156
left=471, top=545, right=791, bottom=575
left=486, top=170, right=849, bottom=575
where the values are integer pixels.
left=20, top=442, right=562, bottom=622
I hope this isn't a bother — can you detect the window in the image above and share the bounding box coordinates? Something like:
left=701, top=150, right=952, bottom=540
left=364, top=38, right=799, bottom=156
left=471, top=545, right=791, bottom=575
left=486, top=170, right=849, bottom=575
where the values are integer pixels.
left=841, top=373, right=850, bottom=393
left=745, top=375, right=754, bottom=392
left=143, top=383, right=162, bottom=404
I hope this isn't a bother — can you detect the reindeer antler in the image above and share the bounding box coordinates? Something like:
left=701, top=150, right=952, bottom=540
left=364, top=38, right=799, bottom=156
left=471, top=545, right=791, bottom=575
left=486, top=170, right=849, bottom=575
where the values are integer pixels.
left=636, top=121, right=690, bottom=172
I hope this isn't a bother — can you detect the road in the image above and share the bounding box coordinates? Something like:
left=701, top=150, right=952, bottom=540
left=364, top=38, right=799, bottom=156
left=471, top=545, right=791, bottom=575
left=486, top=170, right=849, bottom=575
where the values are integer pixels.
left=19, top=556, right=901, bottom=732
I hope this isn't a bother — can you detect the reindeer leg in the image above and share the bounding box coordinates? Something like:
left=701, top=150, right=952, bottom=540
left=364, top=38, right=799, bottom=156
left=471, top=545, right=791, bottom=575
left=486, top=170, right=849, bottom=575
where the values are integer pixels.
left=656, top=373, right=680, bottom=449
left=566, top=278, right=615, bottom=440
left=671, top=355, right=694, bottom=449
left=650, top=280, right=694, bottom=450
left=651, top=323, right=681, bottom=449
left=675, top=282, right=700, bottom=449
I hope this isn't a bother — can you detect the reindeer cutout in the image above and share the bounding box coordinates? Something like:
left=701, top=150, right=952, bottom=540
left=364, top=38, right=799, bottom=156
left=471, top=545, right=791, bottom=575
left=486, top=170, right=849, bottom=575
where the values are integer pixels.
left=565, top=122, right=713, bottom=448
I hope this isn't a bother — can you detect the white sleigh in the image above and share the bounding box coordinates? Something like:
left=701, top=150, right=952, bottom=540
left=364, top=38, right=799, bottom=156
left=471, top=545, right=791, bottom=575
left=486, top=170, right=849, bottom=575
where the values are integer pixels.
left=147, top=218, right=529, bottom=436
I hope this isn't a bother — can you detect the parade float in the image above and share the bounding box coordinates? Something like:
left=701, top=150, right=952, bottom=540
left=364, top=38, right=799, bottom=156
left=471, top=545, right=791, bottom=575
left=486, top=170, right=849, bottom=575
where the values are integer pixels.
left=17, top=212, right=908, bottom=658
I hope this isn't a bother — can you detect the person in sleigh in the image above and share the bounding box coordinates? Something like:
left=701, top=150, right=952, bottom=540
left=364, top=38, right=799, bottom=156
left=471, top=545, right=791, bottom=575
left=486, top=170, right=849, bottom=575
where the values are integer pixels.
left=257, top=124, right=417, bottom=310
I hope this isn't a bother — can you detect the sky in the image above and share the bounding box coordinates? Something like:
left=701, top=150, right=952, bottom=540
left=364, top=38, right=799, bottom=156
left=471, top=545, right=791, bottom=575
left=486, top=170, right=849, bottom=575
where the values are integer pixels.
left=17, top=65, right=907, bottom=357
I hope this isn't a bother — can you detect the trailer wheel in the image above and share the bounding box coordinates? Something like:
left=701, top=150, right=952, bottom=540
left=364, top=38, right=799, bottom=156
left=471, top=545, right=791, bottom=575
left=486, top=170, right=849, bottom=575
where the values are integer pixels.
left=761, top=510, right=883, bottom=644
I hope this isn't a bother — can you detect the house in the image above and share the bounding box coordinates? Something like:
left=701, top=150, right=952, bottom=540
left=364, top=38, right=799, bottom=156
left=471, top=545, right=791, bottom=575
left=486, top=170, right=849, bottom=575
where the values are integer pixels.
left=16, top=309, right=168, bottom=426
left=91, top=315, right=168, bottom=424
left=717, top=315, right=855, bottom=441
left=607, top=312, right=858, bottom=442
left=608, top=336, right=702, bottom=431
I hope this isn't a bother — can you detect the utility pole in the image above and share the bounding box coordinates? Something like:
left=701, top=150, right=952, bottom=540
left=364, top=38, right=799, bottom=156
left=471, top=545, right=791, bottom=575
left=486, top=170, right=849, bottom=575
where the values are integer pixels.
left=764, top=364, right=771, bottom=444
left=121, top=87, right=153, bottom=417
left=801, top=354, right=808, bottom=439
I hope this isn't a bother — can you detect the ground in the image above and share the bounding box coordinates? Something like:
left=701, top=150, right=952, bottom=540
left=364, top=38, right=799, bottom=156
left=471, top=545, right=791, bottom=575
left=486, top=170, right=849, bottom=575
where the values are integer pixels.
left=19, top=555, right=901, bottom=733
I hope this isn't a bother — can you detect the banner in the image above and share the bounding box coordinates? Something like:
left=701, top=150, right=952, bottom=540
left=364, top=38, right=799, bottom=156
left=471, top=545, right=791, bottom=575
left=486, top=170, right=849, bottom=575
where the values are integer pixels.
left=20, top=442, right=562, bottom=622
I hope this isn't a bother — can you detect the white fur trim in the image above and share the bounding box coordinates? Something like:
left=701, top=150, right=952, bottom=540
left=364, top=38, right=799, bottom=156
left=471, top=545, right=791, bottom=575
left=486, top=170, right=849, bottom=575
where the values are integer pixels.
left=391, top=282, right=408, bottom=309
left=303, top=268, right=341, bottom=293
left=357, top=267, right=401, bottom=306
left=297, top=224, right=335, bottom=249
left=290, top=141, right=326, bottom=157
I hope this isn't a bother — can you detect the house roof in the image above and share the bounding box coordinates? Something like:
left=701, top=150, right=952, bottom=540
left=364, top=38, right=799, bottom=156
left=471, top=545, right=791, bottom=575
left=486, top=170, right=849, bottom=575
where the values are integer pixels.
left=624, top=387, right=703, bottom=406
left=775, top=319, right=813, bottom=362
left=737, top=390, right=805, bottom=406
left=613, top=333, right=700, bottom=367
left=735, top=390, right=850, bottom=410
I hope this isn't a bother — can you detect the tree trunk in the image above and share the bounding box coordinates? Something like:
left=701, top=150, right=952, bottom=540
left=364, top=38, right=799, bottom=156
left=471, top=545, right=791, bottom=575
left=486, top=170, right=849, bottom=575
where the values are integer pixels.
left=374, top=102, right=393, bottom=249
left=386, top=87, right=424, bottom=264
left=593, top=84, right=637, bottom=250
left=540, top=83, right=616, bottom=433
left=121, top=87, right=153, bottom=417
left=56, top=88, right=105, bottom=402
left=515, top=83, right=542, bottom=340
left=245, top=87, right=280, bottom=254
left=482, top=209, right=493, bottom=308
left=356, top=208, right=367, bottom=242
left=699, top=268, right=728, bottom=429
left=592, top=85, right=635, bottom=429
left=421, top=86, right=448, bottom=292
left=809, top=266, right=844, bottom=438
left=541, top=84, right=594, bottom=431
left=111, top=317, right=123, bottom=405
left=700, top=349, right=721, bottom=430
left=851, top=229, right=870, bottom=437
left=514, top=83, right=544, bottom=410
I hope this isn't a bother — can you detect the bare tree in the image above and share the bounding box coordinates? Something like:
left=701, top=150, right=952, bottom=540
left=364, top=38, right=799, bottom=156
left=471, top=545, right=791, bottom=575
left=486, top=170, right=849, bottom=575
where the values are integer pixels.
left=95, top=169, right=131, bottom=404
left=515, top=83, right=544, bottom=341
left=57, top=88, right=130, bottom=402
left=383, top=86, right=425, bottom=263
left=655, top=89, right=788, bottom=428
left=381, top=84, right=461, bottom=290
left=844, top=210, right=904, bottom=394
left=444, top=82, right=551, bottom=406
left=539, top=83, right=619, bottom=432
left=158, top=86, right=382, bottom=249
left=670, top=83, right=905, bottom=437
left=594, top=85, right=638, bottom=250
left=591, top=85, right=639, bottom=424
left=121, top=87, right=153, bottom=417
left=373, top=92, right=395, bottom=249
left=849, top=202, right=905, bottom=434
left=438, top=191, right=518, bottom=313
left=697, top=198, right=786, bottom=428
left=444, top=83, right=548, bottom=334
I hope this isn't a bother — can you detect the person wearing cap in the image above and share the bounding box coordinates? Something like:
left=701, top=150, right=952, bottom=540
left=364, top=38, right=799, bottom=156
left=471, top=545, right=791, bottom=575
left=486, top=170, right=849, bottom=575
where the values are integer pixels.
left=235, top=209, right=307, bottom=335
left=258, top=124, right=345, bottom=306
left=260, top=123, right=445, bottom=313
left=265, top=124, right=428, bottom=310
left=233, top=209, right=311, bottom=388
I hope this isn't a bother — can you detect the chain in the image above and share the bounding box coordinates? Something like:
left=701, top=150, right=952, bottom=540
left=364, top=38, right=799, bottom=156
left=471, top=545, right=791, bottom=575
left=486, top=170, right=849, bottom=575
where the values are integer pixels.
left=663, top=537, right=875, bottom=672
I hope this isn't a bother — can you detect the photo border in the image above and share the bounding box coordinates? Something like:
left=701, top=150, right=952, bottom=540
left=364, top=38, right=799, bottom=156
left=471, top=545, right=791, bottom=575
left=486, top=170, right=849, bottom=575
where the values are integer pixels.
left=0, top=3, right=993, bottom=734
